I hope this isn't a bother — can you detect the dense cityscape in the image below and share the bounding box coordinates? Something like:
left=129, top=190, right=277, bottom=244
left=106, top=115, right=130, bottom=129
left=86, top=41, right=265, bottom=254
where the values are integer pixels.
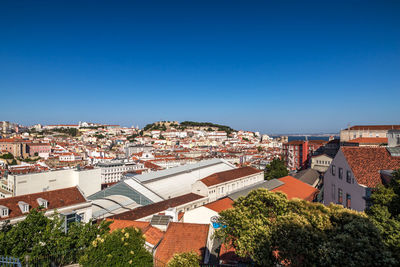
left=0, top=121, right=399, bottom=266
left=1, top=0, right=400, bottom=266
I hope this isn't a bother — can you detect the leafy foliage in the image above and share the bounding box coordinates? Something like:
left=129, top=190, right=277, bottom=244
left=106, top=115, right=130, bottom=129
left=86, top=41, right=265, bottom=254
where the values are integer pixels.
left=168, top=251, right=200, bottom=267
left=367, top=169, right=400, bottom=261
left=79, top=227, right=153, bottom=266
left=43, top=127, right=79, bottom=137
left=180, top=121, right=235, bottom=134
left=216, top=189, right=396, bottom=266
left=264, top=158, right=288, bottom=180
left=0, top=209, right=110, bottom=265
left=0, top=152, right=14, bottom=159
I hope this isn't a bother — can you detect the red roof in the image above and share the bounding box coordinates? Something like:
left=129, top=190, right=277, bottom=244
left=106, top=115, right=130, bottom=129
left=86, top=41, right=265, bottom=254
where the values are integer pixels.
left=346, top=125, right=400, bottom=131
left=0, top=187, right=87, bottom=221
left=106, top=219, right=164, bottom=246
left=347, top=137, right=388, bottom=144
left=271, top=176, right=319, bottom=201
left=155, top=222, right=209, bottom=264
left=341, top=147, right=400, bottom=187
left=200, top=167, right=262, bottom=187
left=111, top=193, right=205, bottom=221
left=204, top=197, right=234, bottom=213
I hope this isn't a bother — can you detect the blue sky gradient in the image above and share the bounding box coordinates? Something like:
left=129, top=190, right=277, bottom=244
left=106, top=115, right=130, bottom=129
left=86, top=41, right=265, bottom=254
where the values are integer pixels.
left=1, top=0, right=399, bottom=133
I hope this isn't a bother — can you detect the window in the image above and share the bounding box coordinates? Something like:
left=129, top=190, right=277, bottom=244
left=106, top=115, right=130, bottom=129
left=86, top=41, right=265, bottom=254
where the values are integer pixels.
left=346, top=194, right=351, bottom=208
left=338, top=168, right=343, bottom=179
left=78, top=212, right=85, bottom=222
left=1, top=208, right=8, bottom=217
left=331, top=165, right=336, bottom=176
left=346, top=171, right=352, bottom=183
left=338, top=188, right=343, bottom=204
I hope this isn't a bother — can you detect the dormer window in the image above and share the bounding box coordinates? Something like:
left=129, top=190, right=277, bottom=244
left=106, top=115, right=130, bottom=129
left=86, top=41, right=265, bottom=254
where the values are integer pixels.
left=18, top=201, right=30, bottom=213
left=0, top=205, right=9, bottom=218
left=37, top=198, right=48, bottom=209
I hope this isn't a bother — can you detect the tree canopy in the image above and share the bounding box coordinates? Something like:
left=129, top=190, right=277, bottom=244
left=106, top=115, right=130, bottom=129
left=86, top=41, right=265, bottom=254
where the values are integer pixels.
left=79, top=227, right=153, bottom=266
left=168, top=251, right=200, bottom=267
left=216, top=189, right=396, bottom=266
left=0, top=209, right=110, bottom=265
left=366, top=169, right=400, bottom=262
left=264, top=158, right=288, bottom=180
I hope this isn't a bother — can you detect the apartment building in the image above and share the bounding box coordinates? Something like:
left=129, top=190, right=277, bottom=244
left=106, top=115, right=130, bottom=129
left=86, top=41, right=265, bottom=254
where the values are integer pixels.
left=323, top=143, right=400, bottom=211
left=98, top=160, right=145, bottom=184
left=0, top=139, right=29, bottom=158
left=283, top=140, right=327, bottom=171
left=340, top=125, right=400, bottom=142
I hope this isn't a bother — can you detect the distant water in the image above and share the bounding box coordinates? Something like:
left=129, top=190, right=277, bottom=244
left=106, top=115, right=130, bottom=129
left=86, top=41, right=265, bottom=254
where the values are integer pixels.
left=271, top=136, right=339, bottom=141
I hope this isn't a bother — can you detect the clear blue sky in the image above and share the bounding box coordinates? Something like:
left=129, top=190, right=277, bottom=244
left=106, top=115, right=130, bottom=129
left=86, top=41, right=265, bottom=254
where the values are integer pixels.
left=1, top=0, right=399, bottom=134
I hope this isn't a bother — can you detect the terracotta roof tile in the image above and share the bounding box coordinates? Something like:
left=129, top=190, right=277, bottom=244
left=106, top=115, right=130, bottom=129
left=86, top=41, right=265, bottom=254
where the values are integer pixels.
left=106, top=219, right=164, bottom=246
left=155, top=222, right=209, bottom=264
left=347, top=137, right=388, bottom=144
left=204, top=197, right=234, bottom=213
left=346, top=125, right=400, bottom=131
left=341, top=147, right=400, bottom=187
left=111, top=193, right=205, bottom=221
left=271, top=176, right=319, bottom=201
left=0, top=187, right=87, bottom=221
left=200, top=167, right=262, bottom=187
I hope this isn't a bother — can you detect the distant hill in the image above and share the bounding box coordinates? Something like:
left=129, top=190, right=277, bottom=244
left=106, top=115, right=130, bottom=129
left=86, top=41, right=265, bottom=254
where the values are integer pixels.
left=180, top=121, right=235, bottom=134
left=143, top=121, right=235, bottom=134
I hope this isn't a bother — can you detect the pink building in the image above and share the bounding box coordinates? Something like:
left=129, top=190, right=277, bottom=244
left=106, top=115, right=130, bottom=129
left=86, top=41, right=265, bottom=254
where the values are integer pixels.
left=27, top=143, right=51, bottom=157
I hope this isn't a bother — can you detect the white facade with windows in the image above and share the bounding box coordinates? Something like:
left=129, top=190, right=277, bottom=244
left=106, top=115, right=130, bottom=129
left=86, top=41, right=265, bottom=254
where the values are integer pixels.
left=323, top=149, right=364, bottom=211
left=98, top=161, right=144, bottom=184
left=192, top=171, right=264, bottom=202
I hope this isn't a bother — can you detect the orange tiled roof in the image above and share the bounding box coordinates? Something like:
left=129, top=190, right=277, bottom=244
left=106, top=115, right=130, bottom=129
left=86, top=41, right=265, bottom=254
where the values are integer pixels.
left=106, top=219, right=164, bottom=246
left=200, top=167, right=262, bottom=187
left=0, top=187, right=87, bottom=221
left=111, top=193, right=205, bottom=221
left=155, top=222, right=209, bottom=264
left=341, top=147, right=400, bottom=187
left=347, top=137, right=388, bottom=144
left=346, top=125, right=400, bottom=131
left=204, top=197, right=234, bottom=213
left=271, top=176, right=319, bottom=201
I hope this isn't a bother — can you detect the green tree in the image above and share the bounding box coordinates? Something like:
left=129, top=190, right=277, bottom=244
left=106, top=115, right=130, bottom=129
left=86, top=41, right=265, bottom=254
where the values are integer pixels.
left=168, top=251, right=200, bottom=267
left=264, top=158, right=288, bottom=180
left=0, top=209, right=110, bottom=266
left=79, top=227, right=153, bottom=266
left=216, top=189, right=396, bottom=266
left=366, top=169, right=400, bottom=261
left=0, top=153, right=14, bottom=159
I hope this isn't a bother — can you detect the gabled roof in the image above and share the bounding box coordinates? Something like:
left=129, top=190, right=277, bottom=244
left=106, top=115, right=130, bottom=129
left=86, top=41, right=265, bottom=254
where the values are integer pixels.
left=0, top=187, right=87, bottom=221
left=271, top=176, right=319, bottom=201
left=111, top=193, right=205, bottom=221
left=200, top=166, right=262, bottom=187
left=341, top=147, right=400, bottom=187
left=204, top=197, right=234, bottom=213
left=155, top=222, right=209, bottom=264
